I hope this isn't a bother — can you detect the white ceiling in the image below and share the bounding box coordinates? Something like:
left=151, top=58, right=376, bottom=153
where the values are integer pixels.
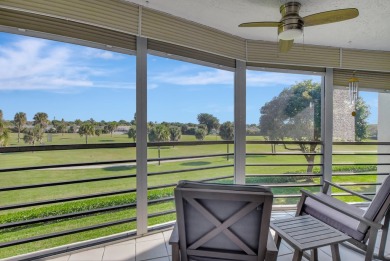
left=127, top=0, right=390, bottom=52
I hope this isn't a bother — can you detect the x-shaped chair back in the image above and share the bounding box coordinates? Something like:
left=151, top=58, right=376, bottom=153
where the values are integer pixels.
left=175, top=181, right=273, bottom=261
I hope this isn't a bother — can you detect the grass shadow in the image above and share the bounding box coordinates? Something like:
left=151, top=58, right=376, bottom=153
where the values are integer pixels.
left=180, top=161, right=211, bottom=166
left=103, top=165, right=136, bottom=171
left=99, top=139, right=116, bottom=142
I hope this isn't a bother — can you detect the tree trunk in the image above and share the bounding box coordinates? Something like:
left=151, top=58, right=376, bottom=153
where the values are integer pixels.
left=17, top=131, right=20, bottom=143
left=227, top=144, right=229, bottom=161
left=86, top=135, right=88, bottom=144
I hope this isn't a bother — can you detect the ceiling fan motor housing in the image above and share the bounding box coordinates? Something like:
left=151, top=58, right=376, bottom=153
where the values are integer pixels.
left=278, top=2, right=304, bottom=40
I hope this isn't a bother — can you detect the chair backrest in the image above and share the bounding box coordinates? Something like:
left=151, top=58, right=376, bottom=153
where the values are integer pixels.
left=174, top=181, right=273, bottom=261
left=358, top=174, right=390, bottom=233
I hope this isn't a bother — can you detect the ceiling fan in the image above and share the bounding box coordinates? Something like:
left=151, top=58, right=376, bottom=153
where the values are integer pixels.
left=239, top=1, right=359, bottom=53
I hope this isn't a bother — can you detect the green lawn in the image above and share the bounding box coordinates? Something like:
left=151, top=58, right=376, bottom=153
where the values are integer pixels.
left=0, top=133, right=380, bottom=258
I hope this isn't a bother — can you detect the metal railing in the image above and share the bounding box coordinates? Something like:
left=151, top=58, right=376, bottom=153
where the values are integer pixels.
left=0, top=140, right=388, bottom=256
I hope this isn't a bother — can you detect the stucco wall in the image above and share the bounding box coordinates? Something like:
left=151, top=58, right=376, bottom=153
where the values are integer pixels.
left=333, top=89, right=355, bottom=141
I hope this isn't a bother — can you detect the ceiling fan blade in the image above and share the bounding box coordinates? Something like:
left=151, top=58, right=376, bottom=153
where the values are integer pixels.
left=279, top=39, right=294, bottom=53
left=239, top=22, right=280, bottom=27
left=303, top=8, right=359, bottom=27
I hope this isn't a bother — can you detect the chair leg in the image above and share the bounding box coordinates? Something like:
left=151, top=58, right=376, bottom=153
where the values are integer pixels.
left=171, top=243, right=180, bottom=261
left=366, top=229, right=379, bottom=261
left=379, top=211, right=390, bottom=260
left=292, top=249, right=303, bottom=261
left=331, top=244, right=341, bottom=261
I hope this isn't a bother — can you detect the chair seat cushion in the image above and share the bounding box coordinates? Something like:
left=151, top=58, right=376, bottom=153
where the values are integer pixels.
left=303, top=193, right=365, bottom=241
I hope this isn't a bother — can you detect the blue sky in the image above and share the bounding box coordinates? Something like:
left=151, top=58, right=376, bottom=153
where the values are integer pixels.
left=0, top=32, right=378, bottom=124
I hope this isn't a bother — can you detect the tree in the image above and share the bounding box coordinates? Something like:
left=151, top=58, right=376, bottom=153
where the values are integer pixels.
left=32, top=112, right=48, bottom=144
left=219, top=121, right=234, bottom=160
left=23, top=126, right=43, bottom=145
left=355, top=97, right=370, bottom=141
left=78, top=123, right=95, bottom=144
left=197, top=113, right=220, bottom=134
left=56, top=118, right=67, bottom=136
left=95, top=129, right=102, bottom=136
left=169, top=126, right=182, bottom=142
left=195, top=128, right=207, bottom=141
left=14, top=112, right=27, bottom=143
left=259, top=80, right=370, bottom=174
left=128, top=126, right=137, bottom=142
left=148, top=124, right=170, bottom=165
left=219, top=121, right=234, bottom=140
left=106, top=122, right=118, bottom=137
left=75, top=119, right=82, bottom=126
left=0, top=110, right=10, bottom=147
left=259, top=80, right=321, bottom=173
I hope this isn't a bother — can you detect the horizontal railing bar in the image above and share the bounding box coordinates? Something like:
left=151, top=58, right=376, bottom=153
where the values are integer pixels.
left=333, top=153, right=390, bottom=156
left=260, top=184, right=321, bottom=188
left=147, top=175, right=235, bottom=191
left=148, top=141, right=233, bottom=146
left=332, top=172, right=388, bottom=176
left=246, top=141, right=321, bottom=145
left=247, top=153, right=322, bottom=156
left=147, top=165, right=234, bottom=176
left=0, top=189, right=136, bottom=211
left=0, top=217, right=137, bottom=248
left=0, top=203, right=138, bottom=229
left=148, top=209, right=177, bottom=218
left=148, top=153, right=234, bottom=163
left=246, top=174, right=321, bottom=178
left=272, top=192, right=376, bottom=199
left=333, top=182, right=382, bottom=186
left=0, top=159, right=136, bottom=173
left=246, top=163, right=323, bottom=167
left=333, top=142, right=390, bottom=146
left=148, top=196, right=175, bottom=205
left=0, top=174, right=137, bottom=192
left=0, top=143, right=137, bottom=153
left=332, top=163, right=390, bottom=166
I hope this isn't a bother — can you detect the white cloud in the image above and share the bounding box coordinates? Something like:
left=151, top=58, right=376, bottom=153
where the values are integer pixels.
left=247, top=71, right=321, bottom=87
left=150, top=67, right=233, bottom=86
left=82, top=47, right=121, bottom=60
left=150, top=66, right=321, bottom=88
left=0, top=38, right=132, bottom=91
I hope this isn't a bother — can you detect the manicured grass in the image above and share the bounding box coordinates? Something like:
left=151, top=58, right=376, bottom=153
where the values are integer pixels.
left=0, top=133, right=381, bottom=258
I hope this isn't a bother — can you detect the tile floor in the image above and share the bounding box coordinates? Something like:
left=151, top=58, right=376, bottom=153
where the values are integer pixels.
left=45, top=211, right=389, bottom=261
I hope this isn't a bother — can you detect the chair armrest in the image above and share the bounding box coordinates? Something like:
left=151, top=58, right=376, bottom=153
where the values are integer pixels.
left=300, top=189, right=381, bottom=229
left=265, top=231, right=278, bottom=261
left=324, top=180, right=372, bottom=201
left=169, top=223, right=180, bottom=261
left=169, top=223, right=179, bottom=245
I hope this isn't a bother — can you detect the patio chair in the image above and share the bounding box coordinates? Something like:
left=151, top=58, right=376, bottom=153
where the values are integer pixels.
left=296, top=174, right=390, bottom=261
left=169, top=181, right=278, bottom=261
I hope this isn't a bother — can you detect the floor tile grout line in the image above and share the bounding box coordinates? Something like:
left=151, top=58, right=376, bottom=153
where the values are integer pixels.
left=101, top=246, right=106, bottom=261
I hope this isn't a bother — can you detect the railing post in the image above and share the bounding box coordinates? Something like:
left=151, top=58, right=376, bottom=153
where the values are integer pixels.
left=234, top=60, right=246, bottom=184
left=322, top=68, right=333, bottom=187
left=378, top=93, right=390, bottom=188
left=136, top=36, right=148, bottom=235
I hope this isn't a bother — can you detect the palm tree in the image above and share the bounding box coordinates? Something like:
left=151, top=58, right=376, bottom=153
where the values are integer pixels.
left=107, top=122, right=119, bottom=137
left=219, top=121, right=234, bottom=160
left=0, top=110, right=10, bottom=147
left=169, top=126, right=181, bottom=147
left=127, top=126, right=136, bottom=142
left=78, top=123, right=95, bottom=144
left=23, top=126, right=42, bottom=145
left=14, top=112, right=27, bottom=143
left=33, top=112, right=49, bottom=143
left=148, top=124, right=169, bottom=165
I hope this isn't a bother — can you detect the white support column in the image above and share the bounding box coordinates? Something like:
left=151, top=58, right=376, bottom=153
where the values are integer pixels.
left=378, top=93, right=390, bottom=186
left=234, top=60, right=246, bottom=184
left=136, top=36, right=148, bottom=235
left=322, top=68, right=334, bottom=185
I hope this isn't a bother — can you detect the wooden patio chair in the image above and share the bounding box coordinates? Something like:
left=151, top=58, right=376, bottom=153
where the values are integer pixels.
left=169, top=181, right=278, bottom=261
left=296, top=174, right=390, bottom=261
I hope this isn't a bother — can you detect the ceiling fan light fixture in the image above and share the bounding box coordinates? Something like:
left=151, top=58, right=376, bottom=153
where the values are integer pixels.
left=278, top=27, right=303, bottom=40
